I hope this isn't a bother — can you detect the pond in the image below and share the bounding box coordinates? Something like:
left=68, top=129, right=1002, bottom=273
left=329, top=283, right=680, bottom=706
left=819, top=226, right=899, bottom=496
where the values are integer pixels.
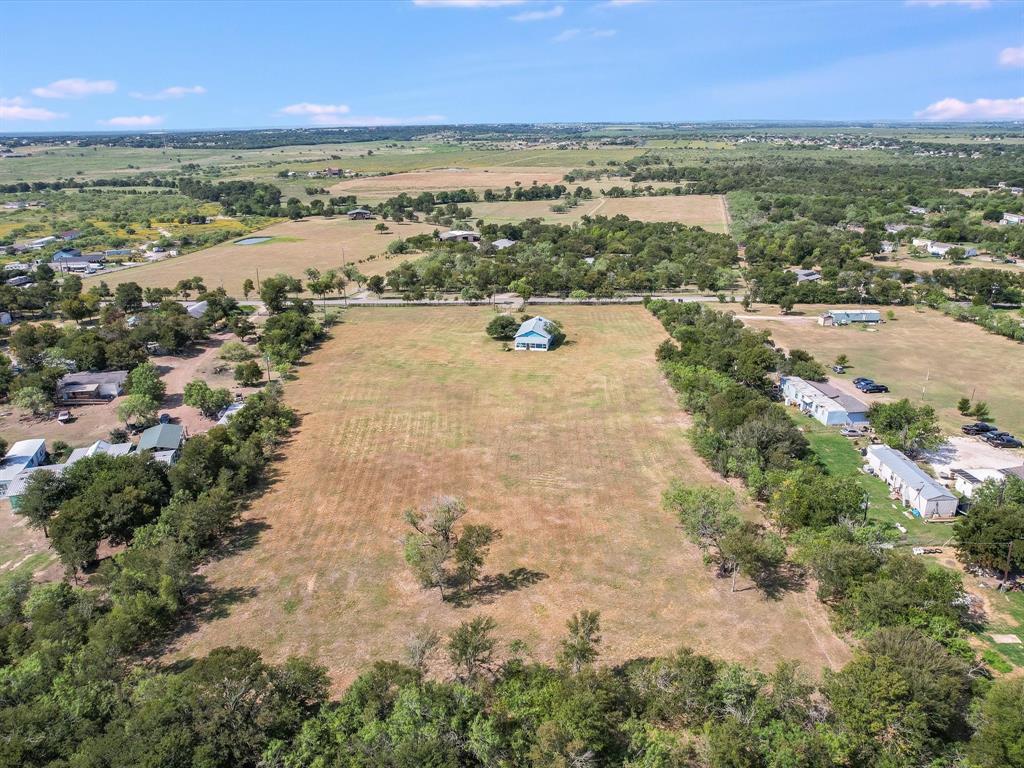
left=234, top=236, right=272, bottom=245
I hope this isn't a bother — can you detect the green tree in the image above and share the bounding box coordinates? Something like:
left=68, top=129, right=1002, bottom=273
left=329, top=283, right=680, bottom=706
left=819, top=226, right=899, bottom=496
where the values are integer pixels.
left=557, top=609, right=601, bottom=674
left=259, top=274, right=303, bottom=314
left=242, top=278, right=254, bottom=299
left=125, top=361, right=165, bottom=403
left=720, top=521, right=786, bottom=592
left=12, top=469, right=68, bottom=537
left=509, top=278, right=532, bottom=306
left=486, top=314, right=519, bottom=340
left=663, top=483, right=741, bottom=574
left=868, top=399, right=943, bottom=456
left=114, top=281, right=144, bottom=312
left=183, top=379, right=233, bottom=419
left=769, top=467, right=867, bottom=530
left=971, top=400, right=992, bottom=422
left=367, top=274, right=386, bottom=297
left=117, top=393, right=159, bottom=428
left=835, top=353, right=850, bottom=368
left=447, top=616, right=497, bottom=682
left=234, top=360, right=263, bottom=387
left=12, top=386, right=51, bottom=416
left=957, top=397, right=973, bottom=415
left=966, top=677, right=1024, bottom=768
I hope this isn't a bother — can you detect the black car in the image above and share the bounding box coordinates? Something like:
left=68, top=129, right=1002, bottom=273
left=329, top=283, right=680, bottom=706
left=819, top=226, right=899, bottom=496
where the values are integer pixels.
left=852, top=377, right=873, bottom=387
left=861, top=384, right=889, bottom=394
left=983, top=432, right=1023, bottom=449
left=961, top=422, right=997, bottom=435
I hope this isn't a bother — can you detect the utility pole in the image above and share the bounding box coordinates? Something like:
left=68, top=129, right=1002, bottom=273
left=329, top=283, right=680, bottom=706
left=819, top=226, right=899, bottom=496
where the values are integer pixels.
left=1004, top=541, right=1015, bottom=588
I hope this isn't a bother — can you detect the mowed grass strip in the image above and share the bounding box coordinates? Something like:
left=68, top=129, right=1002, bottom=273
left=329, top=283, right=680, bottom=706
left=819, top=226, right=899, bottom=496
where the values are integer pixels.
left=171, top=306, right=848, bottom=690
left=739, top=304, right=1024, bottom=438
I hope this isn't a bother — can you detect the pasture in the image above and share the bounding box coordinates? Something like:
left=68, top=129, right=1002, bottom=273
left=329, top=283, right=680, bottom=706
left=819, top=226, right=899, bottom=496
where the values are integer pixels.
left=598, top=195, right=730, bottom=232
left=84, top=216, right=435, bottom=297
left=327, top=167, right=572, bottom=200
left=171, top=306, right=848, bottom=690
left=738, top=304, right=1024, bottom=438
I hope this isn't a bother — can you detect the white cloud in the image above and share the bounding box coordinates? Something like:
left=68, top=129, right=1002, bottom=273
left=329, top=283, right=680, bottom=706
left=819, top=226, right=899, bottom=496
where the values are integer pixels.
left=32, top=78, right=117, bottom=99
left=999, top=47, right=1024, bottom=68
left=412, top=0, right=524, bottom=6
left=511, top=4, right=562, bottom=21
left=915, top=96, right=1024, bottom=120
left=0, top=97, right=66, bottom=121
left=905, top=0, right=991, bottom=9
left=99, top=115, right=165, bottom=128
left=552, top=27, right=616, bottom=42
left=131, top=85, right=207, bottom=100
left=279, top=102, right=351, bottom=117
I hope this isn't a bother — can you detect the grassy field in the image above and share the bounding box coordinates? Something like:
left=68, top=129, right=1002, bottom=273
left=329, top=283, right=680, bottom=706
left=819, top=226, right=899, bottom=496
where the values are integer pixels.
left=84, top=216, right=435, bottom=296
left=327, top=167, right=573, bottom=200
left=598, top=195, right=729, bottom=233
left=170, top=306, right=849, bottom=690
left=739, top=304, right=1024, bottom=438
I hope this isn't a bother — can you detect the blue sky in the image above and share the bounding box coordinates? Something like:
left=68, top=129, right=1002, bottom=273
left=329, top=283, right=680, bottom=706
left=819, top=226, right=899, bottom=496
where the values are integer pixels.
left=1, top=0, right=1022, bottom=131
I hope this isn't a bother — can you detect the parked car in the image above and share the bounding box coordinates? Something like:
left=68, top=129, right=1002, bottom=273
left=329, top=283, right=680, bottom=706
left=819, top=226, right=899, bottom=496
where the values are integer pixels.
left=56, top=410, right=73, bottom=423
left=832, top=365, right=846, bottom=374
left=840, top=427, right=865, bottom=437
left=861, top=384, right=889, bottom=393
left=983, top=432, right=1023, bottom=449
left=962, top=422, right=998, bottom=435
left=852, top=377, right=873, bottom=387
left=159, top=413, right=171, bottom=424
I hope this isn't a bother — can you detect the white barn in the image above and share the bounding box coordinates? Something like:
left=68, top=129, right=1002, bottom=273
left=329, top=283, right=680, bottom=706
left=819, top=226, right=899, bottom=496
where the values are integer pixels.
left=866, top=445, right=959, bottom=520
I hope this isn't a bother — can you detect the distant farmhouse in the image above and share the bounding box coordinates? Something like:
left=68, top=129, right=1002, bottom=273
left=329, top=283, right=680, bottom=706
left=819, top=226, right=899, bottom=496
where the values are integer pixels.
left=439, top=230, right=480, bottom=243
left=781, top=376, right=868, bottom=426
left=791, top=268, right=822, bottom=284
left=492, top=238, right=517, bottom=250
left=56, top=371, right=128, bottom=404
left=1001, top=212, right=1023, bottom=226
left=514, top=316, right=555, bottom=351
left=818, top=309, right=881, bottom=326
left=910, top=239, right=977, bottom=258
left=347, top=208, right=374, bottom=220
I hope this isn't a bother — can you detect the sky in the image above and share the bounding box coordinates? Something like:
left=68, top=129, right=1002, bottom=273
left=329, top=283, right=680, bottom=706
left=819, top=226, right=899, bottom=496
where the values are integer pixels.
left=1, top=0, right=1022, bottom=132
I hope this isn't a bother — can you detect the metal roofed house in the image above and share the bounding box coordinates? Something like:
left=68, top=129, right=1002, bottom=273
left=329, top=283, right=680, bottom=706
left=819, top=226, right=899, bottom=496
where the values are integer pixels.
left=0, top=439, right=47, bottom=497
left=1000, top=212, right=1023, bottom=226
left=791, top=268, right=822, bottom=283
left=6, top=464, right=66, bottom=509
left=137, top=423, right=185, bottom=460
left=216, top=401, right=246, bottom=425
left=65, top=440, right=133, bottom=465
left=514, top=316, right=554, bottom=351
left=185, top=300, right=209, bottom=319
left=953, top=465, right=1024, bottom=498
left=927, top=241, right=978, bottom=258
left=865, top=445, right=959, bottom=520
left=818, top=309, right=882, bottom=326
left=346, top=208, right=375, bottom=220
left=781, top=376, right=869, bottom=426
left=56, top=370, right=128, bottom=403
left=491, top=238, right=517, bottom=250
left=438, top=230, right=481, bottom=243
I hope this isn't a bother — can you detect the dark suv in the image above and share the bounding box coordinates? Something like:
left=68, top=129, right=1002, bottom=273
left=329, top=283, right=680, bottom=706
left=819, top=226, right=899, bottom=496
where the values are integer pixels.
left=861, top=383, right=889, bottom=394
left=983, top=432, right=1023, bottom=449
left=962, top=422, right=997, bottom=435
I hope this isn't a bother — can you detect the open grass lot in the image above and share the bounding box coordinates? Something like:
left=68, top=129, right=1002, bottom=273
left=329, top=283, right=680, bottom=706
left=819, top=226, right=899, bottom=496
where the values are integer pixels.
left=738, top=304, right=1024, bottom=438
left=864, top=246, right=1024, bottom=275
left=84, top=216, right=434, bottom=297
left=327, top=167, right=573, bottom=200
left=171, top=306, right=848, bottom=690
left=470, top=197, right=606, bottom=224
left=599, top=195, right=729, bottom=233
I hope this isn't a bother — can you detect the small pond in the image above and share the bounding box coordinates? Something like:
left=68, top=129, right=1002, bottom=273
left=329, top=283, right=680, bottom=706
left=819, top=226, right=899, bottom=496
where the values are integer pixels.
left=234, top=236, right=272, bottom=245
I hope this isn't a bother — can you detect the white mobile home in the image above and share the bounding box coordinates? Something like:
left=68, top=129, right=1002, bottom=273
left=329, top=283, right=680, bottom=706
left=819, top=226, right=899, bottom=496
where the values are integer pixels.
left=866, top=445, right=958, bottom=520
left=781, top=376, right=869, bottom=426
left=0, top=439, right=47, bottom=497
left=818, top=309, right=882, bottom=326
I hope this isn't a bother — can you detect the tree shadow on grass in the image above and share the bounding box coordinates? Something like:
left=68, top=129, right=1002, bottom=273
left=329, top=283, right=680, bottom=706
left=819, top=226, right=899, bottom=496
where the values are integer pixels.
left=154, top=577, right=260, bottom=661
left=739, top=562, right=809, bottom=601
left=450, top=567, right=548, bottom=608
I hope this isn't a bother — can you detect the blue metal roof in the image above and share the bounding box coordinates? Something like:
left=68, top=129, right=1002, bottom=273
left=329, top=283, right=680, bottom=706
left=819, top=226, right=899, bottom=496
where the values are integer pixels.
left=515, top=316, right=552, bottom=340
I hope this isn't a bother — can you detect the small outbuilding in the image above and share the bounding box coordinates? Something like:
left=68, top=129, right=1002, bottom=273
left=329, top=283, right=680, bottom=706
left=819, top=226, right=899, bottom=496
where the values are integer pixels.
left=439, top=230, right=481, bottom=243
left=56, top=371, right=128, bottom=403
left=492, top=238, right=517, bottom=250
left=347, top=209, right=374, bottom=220
left=514, top=316, right=554, bottom=351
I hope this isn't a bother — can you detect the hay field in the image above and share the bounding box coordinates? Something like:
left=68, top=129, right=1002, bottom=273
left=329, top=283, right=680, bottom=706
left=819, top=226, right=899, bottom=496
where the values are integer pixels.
left=329, top=167, right=572, bottom=200
left=738, top=304, right=1024, bottom=437
left=599, top=195, right=730, bottom=233
left=171, top=306, right=848, bottom=690
left=84, top=217, right=434, bottom=296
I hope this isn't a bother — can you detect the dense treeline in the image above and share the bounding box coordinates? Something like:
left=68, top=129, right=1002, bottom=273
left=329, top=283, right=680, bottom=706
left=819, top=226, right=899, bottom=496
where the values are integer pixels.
left=177, top=178, right=283, bottom=216
left=0, top=173, right=178, bottom=194
left=385, top=216, right=738, bottom=298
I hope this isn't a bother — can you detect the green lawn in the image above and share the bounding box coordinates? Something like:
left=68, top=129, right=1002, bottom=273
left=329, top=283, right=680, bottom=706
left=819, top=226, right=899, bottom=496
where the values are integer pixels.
left=979, top=590, right=1024, bottom=670
left=796, top=417, right=949, bottom=547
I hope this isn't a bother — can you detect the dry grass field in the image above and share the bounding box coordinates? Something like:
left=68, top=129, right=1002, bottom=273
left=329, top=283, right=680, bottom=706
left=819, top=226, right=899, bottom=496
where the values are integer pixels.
left=738, top=304, right=1024, bottom=437
left=171, top=306, right=848, bottom=690
left=328, top=167, right=572, bottom=200
left=599, top=195, right=729, bottom=232
left=84, top=217, right=435, bottom=297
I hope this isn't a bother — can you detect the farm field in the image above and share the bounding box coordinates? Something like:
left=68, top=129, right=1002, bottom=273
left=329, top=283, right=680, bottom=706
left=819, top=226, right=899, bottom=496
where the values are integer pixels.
left=84, top=216, right=434, bottom=297
left=599, top=194, right=729, bottom=232
left=327, top=166, right=572, bottom=200
left=737, top=304, right=1024, bottom=438
left=171, top=306, right=849, bottom=689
